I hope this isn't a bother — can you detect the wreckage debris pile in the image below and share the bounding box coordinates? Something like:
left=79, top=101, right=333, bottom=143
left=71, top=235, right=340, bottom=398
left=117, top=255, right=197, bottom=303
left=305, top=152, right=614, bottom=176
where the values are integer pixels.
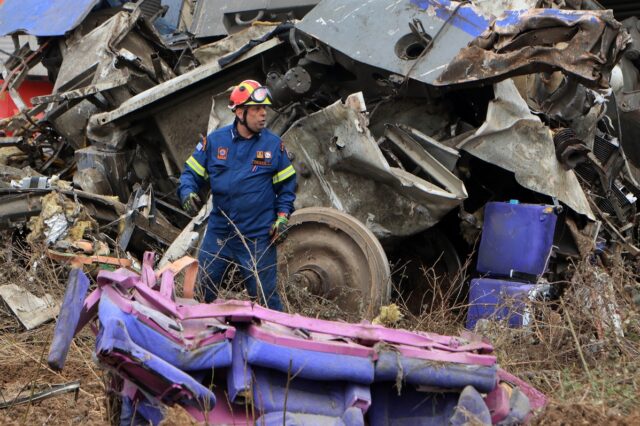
left=45, top=254, right=546, bottom=425
left=0, top=0, right=639, bottom=424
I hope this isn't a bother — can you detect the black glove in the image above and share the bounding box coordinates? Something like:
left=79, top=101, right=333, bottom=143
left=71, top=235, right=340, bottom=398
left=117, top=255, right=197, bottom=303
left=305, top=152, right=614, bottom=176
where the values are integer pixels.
left=182, top=192, right=202, bottom=216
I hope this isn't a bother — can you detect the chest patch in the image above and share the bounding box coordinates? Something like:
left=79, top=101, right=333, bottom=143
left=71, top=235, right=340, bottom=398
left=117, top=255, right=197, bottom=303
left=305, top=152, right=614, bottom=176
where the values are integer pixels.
left=217, top=147, right=228, bottom=160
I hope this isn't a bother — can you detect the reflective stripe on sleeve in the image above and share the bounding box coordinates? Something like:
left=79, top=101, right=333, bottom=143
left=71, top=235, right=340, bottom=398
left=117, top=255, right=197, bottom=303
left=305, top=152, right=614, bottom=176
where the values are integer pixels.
left=272, top=164, right=296, bottom=184
left=186, top=156, right=206, bottom=177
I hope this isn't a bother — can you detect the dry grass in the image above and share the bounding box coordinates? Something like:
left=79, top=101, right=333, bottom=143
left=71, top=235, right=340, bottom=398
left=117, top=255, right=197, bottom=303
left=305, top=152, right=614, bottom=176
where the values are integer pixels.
left=0, top=235, right=106, bottom=425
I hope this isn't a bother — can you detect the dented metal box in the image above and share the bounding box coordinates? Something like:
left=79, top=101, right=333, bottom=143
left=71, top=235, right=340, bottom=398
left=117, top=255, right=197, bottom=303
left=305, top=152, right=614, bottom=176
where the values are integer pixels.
left=477, top=202, right=557, bottom=278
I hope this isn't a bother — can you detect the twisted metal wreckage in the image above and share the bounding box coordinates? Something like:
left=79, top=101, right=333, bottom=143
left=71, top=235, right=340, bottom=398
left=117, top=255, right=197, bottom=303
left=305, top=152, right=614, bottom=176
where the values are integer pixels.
left=0, top=0, right=639, bottom=424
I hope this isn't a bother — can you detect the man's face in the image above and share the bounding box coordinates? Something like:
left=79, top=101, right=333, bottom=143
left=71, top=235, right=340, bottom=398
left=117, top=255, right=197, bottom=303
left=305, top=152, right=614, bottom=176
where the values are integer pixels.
left=237, top=105, right=267, bottom=132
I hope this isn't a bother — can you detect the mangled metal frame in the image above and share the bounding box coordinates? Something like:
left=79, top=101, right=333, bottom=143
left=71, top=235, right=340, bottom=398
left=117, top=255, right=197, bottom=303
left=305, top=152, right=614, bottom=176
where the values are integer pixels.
left=282, top=93, right=467, bottom=239
left=1, top=0, right=638, bottom=265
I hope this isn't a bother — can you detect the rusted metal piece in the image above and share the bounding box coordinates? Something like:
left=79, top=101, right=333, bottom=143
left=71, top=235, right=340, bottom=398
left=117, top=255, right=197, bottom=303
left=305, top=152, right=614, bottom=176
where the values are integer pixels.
left=0, top=381, right=80, bottom=410
left=278, top=207, right=391, bottom=317
left=435, top=8, right=630, bottom=88
left=46, top=249, right=133, bottom=268
left=553, top=128, right=590, bottom=170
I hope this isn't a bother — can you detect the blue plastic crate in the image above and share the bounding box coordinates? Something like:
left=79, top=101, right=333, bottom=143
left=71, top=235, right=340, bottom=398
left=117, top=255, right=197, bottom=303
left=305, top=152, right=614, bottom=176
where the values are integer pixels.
left=477, top=202, right=557, bottom=278
left=466, top=278, right=535, bottom=329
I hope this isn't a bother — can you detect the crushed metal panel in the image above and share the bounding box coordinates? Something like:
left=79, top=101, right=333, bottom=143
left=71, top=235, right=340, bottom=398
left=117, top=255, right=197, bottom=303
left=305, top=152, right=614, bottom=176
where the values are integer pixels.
left=48, top=9, right=175, bottom=149
left=297, top=0, right=492, bottom=85
left=394, top=124, right=460, bottom=172
left=0, top=0, right=100, bottom=36
left=90, top=38, right=282, bottom=126
left=385, top=125, right=467, bottom=199
left=459, top=80, right=595, bottom=220
left=193, top=24, right=278, bottom=65
left=190, top=0, right=319, bottom=38
left=435, top=8, right=630, bottom=88
left=283, top=93, right=465, bottom=239
left=0, top=284, right=59, bottom=330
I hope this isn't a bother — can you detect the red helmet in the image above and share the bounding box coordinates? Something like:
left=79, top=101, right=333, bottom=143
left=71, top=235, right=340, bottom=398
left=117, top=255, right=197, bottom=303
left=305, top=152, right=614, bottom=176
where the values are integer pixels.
left=228, top=79, right=272, bottom=110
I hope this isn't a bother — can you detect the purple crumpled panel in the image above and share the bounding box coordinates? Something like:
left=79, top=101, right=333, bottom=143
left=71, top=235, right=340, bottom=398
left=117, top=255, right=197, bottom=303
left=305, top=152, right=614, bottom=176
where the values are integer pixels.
left=374, top=350, right=498, bottom=393
left=96, top=316, right=216, bottom=416
left=48, top=268, right=90, bottom=371
left=98, top=294, right=232, bottom=371
left=227, top=330, right=252, bottom=404
left=242, top=330, right=375, bottom=383
left=368, top=382, right=459, bottom=425
left=450, top=386, right=492, bottom=426
left=252, top=366, right=370, bottom=419
left=257, top=407, right=364, bottom=426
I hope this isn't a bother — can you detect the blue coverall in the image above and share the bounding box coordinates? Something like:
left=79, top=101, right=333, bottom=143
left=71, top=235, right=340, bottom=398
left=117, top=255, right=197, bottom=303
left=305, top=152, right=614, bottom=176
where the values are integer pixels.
left=178, top=122, right=296, bottom=311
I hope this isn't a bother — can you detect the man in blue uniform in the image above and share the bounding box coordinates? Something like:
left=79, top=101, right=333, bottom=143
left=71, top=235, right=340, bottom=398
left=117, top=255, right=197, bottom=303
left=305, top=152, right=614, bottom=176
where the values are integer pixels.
left=177, top=80, right=296, bottom=311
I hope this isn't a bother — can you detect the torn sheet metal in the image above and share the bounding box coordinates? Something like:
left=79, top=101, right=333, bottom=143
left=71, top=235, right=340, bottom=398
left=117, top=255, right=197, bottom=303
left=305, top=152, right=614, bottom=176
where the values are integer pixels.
left=0, top=284, right=59, bottom=330
left=49, top=8, right=175, bottom=149
left=385, top=125, right=467, bottom=199
left=612, top=17, right=640, bottom=181
left=297, top=0, right=487, bottom=85
left=459, top=80, right=594, bottom=220
left=0, top=188, right=180, bottom=255
left=0, top=188, right=126, bottom=228
left=0, top=0, right=99, bottom=37
left=471, top=0, right=539, bottom=17
left=118, top=184, right=181, bottom=252
left=283, top=93, right=466, bottom=239
left=89, top=38, right=283, bottom=167
left=159, top=196, right=212, bottom=268
left=435, top=8, right=630, bottom=89
left=90, top=38, right=281, bottom=126
left=392, top=124, right=460, bottom=172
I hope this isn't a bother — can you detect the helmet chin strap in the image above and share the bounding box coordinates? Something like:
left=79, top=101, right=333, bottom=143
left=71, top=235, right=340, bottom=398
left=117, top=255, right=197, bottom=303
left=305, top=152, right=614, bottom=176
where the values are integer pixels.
left=237, top=107, right=258, bottom=135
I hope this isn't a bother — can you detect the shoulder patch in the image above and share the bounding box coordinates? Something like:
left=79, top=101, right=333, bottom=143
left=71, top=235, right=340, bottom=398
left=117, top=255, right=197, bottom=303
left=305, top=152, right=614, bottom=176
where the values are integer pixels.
left=196, top=135, right=207, bottom=152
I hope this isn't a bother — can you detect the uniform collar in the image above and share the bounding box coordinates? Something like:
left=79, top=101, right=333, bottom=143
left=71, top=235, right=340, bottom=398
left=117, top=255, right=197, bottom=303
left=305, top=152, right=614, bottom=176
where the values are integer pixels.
left=231, top=120, right=261, bottom=142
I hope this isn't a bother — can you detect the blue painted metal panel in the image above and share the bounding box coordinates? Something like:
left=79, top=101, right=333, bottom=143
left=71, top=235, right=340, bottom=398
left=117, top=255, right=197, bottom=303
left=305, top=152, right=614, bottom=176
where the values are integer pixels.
left=297, top=0, right=485, bottom=85
left=409, top=0, right=490, bottom=38
left=0, top=0, right=100, bottom=36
